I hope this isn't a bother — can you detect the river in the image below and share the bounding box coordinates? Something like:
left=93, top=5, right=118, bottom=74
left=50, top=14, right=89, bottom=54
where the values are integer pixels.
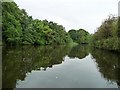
left=2, top=45, right=120, bottom=88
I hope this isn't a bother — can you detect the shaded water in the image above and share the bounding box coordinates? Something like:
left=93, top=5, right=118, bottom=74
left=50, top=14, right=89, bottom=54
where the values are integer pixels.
left=2, top=45, right=120, bottom=88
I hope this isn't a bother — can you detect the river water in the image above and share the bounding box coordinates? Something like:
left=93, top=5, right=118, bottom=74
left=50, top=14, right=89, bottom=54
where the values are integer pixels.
left=2, top=45, right=120, bottom=88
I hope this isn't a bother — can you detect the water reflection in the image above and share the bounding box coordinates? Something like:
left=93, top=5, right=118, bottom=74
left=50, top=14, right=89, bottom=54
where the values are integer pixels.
left=2, top=45, right=71, bottom=88
left=68, top=45, right=89, bottom=59
left=91, top=49, right=120, bottom=88
left=2, top=45, right=120, bottom=88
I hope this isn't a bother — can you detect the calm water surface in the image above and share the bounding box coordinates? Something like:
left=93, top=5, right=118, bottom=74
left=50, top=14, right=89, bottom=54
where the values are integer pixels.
left=2, top=45, right=120, bottom=88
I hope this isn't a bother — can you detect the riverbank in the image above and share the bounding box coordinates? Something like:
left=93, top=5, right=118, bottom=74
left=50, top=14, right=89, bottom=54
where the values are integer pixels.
left=93, top=37, right=120, bottom=52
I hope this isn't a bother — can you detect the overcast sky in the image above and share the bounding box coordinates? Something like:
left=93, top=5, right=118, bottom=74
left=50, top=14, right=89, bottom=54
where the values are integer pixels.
left=14, top=0, right=119, bottom=33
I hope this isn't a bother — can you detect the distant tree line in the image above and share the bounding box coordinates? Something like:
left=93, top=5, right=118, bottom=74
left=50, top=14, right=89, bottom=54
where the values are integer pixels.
left=68, top=29, right=91, bottom=44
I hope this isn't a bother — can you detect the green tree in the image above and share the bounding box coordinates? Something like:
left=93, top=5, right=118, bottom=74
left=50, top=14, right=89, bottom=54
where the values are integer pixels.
left=2, top=2, right=22, bottom=44
left=68, top=29, right=90, bottom=44
left=92, top=15, right=119, bottom=52
left=2, top=2, right=71, bottom=45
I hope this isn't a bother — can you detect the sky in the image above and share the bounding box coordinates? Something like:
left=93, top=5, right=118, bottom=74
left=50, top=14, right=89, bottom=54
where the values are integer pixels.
left=14, top=0, right=119, bottom=34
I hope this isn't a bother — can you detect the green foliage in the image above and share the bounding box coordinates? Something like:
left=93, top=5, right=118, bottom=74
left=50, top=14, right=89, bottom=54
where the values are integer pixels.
left=68, top=29, right=91, bottom=44
left=92, top=15, right=120, bottom=52
left=93, top=15, right=117, bottom=40
left=2, top=2, right=72, bottom=45
left=2, top=2, right=23, bottom=44
left=93, top=38, right=119, bottom=51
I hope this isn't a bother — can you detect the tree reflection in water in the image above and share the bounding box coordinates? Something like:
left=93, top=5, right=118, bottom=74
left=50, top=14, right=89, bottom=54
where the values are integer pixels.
left=2, top=45, right=72, bottom=88
left=2, top=45, right=120, bottom=88
left=68, top=45, right=89, bottom=59
left=91, top=49, right=120, bottom=88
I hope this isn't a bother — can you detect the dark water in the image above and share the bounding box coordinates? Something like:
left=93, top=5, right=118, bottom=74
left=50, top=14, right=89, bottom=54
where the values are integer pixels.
left=2, top=45, right=120, bottom=88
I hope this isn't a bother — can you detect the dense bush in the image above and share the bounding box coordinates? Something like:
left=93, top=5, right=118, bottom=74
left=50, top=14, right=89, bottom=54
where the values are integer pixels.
left=92, top=15, right=120, bottom=52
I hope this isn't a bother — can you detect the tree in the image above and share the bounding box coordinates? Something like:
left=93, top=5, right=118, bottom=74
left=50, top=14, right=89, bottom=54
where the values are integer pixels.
left=68, top=29, right=90, bottom=44
left=2, top=2, right=22, bottom=44
left=92, top=15, right=119, bottom=51
left=2, top=2, right=72, bottom=45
